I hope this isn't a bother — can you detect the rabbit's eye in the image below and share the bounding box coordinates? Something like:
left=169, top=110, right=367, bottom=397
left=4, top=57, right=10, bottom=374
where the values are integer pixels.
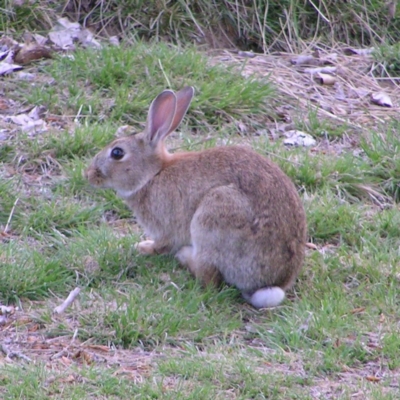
left=111, top=147, right=124, bottom=160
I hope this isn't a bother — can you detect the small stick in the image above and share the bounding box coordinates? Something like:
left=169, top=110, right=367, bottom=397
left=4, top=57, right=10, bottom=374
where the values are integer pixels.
left=4, top=197, right=19, bottom=234
left=1, top=343, right=32, bottom=362
left=53, top=288, right=81, bottom=314
left=158, top=59, right=172, bottom=88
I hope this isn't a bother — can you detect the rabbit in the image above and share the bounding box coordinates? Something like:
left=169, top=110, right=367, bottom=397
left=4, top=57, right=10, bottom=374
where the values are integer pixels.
left=85, top=87, right=307, bottom=308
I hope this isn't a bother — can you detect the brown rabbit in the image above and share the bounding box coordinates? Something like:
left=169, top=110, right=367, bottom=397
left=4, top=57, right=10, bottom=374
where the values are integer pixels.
left=85, top=87, right=307, bottom=308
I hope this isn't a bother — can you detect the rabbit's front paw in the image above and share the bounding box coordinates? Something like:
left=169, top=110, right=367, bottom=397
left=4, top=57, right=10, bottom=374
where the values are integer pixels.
left=135, top=240, right=156, bottom=255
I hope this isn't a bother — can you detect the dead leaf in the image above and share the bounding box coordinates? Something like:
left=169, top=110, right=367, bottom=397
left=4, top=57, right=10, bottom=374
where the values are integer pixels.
left=28, top=324, right=40, bottom=333
left=0, top=62, right=22, bottom=76
left=109, top=36, right=120, bottom=46
left=316, top=72, right=336, bottom=85
left=14, top=43, right=52, bottom=65
left=0, top=130, right=8, bottom=141
left=60, top=374, right=76, bottom=383
left=2, top=49, right=16, bottom=64
left=347, top=87, right=370, bottom=99
left=306, top=242, right=318, bottom=250
left=28, top=106, right=46, bottom=120
left=291, top=55, right=321, bottom=66
left=0, top=98, right=10, bottom=111
left=379, top=313, right=385, bottom=323
left=86, top=345, right=110, bottom=353
left=0, top=36, right=18, bottom=50
left=48, top=18, right=101, bottom=49
left=49, top=18, right=81, bottom=49
left=0, top=305, right=15, bottom=315
left=371, top=92, right=393, bottom=107
left=33, top=33, right=48, bottom=46
left=236, top=121, right=248, bottom=134
left=304, top=66, right=337, bottom=74
left=78, top=29, right=101, bottom=49
left=6, top=106, right=47, bottom=134
left=283, top=130, right=316, bottom=147
left=238, top=51, right=256, bottom=58
left=0, top=49, right=9, bottom=61
left=48, top=31, right=75, bottom=49
left=61, top=356, right=73, bottom=366
left=73, top=350, right=93, bottom=364
left=366, top=376, right=381, bottom=382
left=344, top=47, right=374, bottom=56
left=350, top=307, right=366, bottom=314
left=15, top=71, right=36, bottom=81
left=57, top=17, right=81, bottom=30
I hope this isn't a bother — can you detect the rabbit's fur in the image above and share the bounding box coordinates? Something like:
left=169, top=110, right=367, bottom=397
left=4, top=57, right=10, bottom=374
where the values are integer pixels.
left=85, top=87, right=307, bottom=308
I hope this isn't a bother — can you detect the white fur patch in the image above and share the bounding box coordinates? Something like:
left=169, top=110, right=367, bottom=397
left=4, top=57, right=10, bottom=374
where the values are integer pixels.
left=116, top=188, right=137, bottom=199
left=175, top=246, right=194, bottom=266
left=135, top=240, right=155, bottom=255
left=247, top=287, right=285, bottom=308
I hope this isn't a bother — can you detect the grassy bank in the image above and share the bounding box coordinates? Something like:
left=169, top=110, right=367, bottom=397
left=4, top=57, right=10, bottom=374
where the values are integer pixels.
left=0, top=41, right=399, bottom=398
left=1, top=0, right=399, bottom=51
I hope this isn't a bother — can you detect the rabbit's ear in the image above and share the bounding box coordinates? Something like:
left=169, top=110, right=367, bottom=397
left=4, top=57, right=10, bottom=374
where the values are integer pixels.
left=146, top=90, right=177, bottom=144
left=167, top=86, right=195, bottom=135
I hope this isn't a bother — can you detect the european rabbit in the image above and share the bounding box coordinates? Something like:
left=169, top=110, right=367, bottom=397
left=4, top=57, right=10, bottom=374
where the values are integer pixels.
left=85, top=87, right=307, bottom=308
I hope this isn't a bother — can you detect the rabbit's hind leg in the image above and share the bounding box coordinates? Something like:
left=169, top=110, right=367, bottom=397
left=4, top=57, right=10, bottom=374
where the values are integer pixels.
left=176, top=245, right=223, bottom=287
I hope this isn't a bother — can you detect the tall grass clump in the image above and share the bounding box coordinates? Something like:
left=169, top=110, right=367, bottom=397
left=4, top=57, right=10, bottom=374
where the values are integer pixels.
left=61, top=0, right=400, bottom=51
left=2, top=1, right=397, bottom=51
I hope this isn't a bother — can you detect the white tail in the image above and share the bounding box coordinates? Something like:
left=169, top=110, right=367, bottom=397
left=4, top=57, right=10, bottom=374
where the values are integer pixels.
left=244, top=287, right=285, bottom=308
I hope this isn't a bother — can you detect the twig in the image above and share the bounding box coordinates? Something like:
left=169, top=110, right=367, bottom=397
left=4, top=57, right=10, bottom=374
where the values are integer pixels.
left=4, top=197, right=19, bottom=234
left=53, top=288, right=81, bottom=314
left=50, top=349, right=68, bottom=360
left=1, top=343, right=32, bottom=362
left=158, top=59, right=172, bottom=88
left=308, top=0, right=330, bottom=23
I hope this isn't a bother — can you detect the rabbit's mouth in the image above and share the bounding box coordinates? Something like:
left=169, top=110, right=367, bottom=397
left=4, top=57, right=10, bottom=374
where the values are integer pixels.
left=84, top=166, right=106, bottom=188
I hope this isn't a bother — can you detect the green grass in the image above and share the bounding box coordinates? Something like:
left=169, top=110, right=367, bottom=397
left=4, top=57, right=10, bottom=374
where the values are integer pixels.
left=373, top=43, right=400, bottom=77
left=26, top=43, right=273, bottom=131
left=0, top=42, right=399, bottom=399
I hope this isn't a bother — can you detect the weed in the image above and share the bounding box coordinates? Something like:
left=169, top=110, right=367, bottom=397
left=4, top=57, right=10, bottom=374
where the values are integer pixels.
left=373, top=43, right=400, bottom=77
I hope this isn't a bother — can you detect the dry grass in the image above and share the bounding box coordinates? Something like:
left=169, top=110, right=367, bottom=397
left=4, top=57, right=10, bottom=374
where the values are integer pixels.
left=0, top=300, right=156, bottom=380
left=2, top=294, right=400, bottom=398
left=211, top=45, right=400, bottom=134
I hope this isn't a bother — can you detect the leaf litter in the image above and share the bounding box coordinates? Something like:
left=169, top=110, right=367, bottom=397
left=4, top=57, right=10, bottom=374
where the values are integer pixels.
left=212, top=45, right=399, bottom=146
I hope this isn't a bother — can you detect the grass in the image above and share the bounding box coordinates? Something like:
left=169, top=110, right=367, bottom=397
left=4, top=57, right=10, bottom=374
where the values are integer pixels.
left=0, top=42, right=399, bottom=399
left=373, top=43, right=400, bottom=77
left=27, top=42, right=273, bottom=130
left=1, top=1, right=399, bottom=51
